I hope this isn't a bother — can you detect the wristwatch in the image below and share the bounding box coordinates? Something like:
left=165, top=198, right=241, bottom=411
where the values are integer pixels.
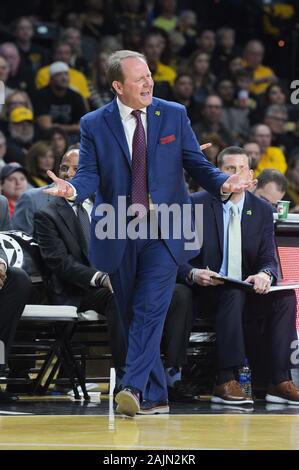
left=261, top=270, right=273, bottom=283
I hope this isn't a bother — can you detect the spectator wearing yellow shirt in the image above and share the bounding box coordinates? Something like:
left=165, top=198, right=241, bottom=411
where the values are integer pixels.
left=153, top=0, right=178, bottom=32
left=250, top=124, right=287, bottom=177
left=142, top=30, right=176, bottom=86
left=243, top=40, right=277, bottom=96
left=35, top=42, right=90, bottom=102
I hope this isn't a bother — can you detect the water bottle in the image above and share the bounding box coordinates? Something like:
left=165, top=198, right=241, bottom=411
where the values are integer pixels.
left=239, top=358, right=252, bottom=398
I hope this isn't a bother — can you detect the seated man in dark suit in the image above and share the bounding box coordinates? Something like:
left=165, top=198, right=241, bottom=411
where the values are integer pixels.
left=179, top=146, right=298, bottom=405
left=0, top=195, right=32, bottom=402
left=34, top=148, right=126, bottom=374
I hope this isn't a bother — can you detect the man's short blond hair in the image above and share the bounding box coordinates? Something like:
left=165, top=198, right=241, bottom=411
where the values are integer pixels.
left=107, top=50, right=147, bottom=90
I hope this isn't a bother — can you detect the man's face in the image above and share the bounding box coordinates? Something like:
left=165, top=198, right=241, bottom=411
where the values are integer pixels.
left=113, top=57, right=154, bottom=109
left=174, top=76, right=193, bottom=99
left=51, top=71, right=69, bottom=90
left=220, top=154, right=253, bottom=181
left=1, top=45, right=20, bottom=73
left=255, top=182, right=285, bottom=205
left=217, top=80, right=234, bottom=103
left=59, top=150, right=79, bottom=181
left=243, top=142, right=261, bottom=170
left=265, top=113, right=287, bottom=135
left=199, top=30, right=215, bottom=54
left=203, top=97, right=223, bottom=123
left=252, top=125, right=271, bottom=153
left=143, top=35, right=164, bottom=63
left=9, top=121, right=34, bottom=144
left=1, top=171, right=28, bottom=199
left=54, top=45, right=72, bottom=64
left=16, top=19, right=34, bottom=42
left=245, top=44, right=264, bottom=68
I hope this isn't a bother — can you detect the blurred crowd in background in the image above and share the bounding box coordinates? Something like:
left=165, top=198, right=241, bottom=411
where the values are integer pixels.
left=0, top=0, right=299, bottom=216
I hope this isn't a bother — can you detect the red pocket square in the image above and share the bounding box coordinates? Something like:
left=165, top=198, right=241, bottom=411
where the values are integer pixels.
left=159, top=134, right=176, bottom=145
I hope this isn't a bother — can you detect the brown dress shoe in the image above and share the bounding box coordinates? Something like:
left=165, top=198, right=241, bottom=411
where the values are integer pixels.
left=266, top=381, right=299, bottom=405
left=211, top=380, right=253, bottom=405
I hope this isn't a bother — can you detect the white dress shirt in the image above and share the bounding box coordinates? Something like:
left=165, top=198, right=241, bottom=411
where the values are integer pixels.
left=116, top=97, right=147, bottom=158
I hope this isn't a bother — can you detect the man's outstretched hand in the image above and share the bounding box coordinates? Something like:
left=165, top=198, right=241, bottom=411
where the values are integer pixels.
left=43, top=170, right=75, bottom=199
left=221, top=170, right=257, bottom=194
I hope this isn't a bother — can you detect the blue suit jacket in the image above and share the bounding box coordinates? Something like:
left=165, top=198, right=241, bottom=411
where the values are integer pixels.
left=178, top=190, right=278, bottom=282
left=70, top=97, right=228, bottom=273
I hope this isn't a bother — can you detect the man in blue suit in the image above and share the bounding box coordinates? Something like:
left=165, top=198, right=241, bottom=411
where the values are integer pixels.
left=178, top=146, right=299, bottom=405
left=45, top=51, right=253, bottom=416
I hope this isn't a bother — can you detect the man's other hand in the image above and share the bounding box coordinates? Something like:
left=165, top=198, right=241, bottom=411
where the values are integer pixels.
left=193, top=269, right=224, bottom=287
left=245, top=272, right=271, bottom=294
left=221, top=170, right=257, bottom=194
left=43, top=170, right=75, bottom=199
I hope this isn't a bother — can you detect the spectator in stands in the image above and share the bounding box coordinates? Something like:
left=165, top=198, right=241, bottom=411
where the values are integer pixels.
left=26, top=141, right=56, bottom=188
left=7, top=106, right=37, bottom=152
left=12, top=145, right=79, bottom=236
left=227, top=56, right=245, bottom=82
left=243, top=141, right=262, bottom=171
left=172, top=73, right=201, bottom=125
left=89, top=51, right=114, bottom=110
left=187, top=51, right=215, bottom=105
left=117, top=0, right=148, bottom=34
left=242, top=39, right=277, bottom=96
left=178, top=147, right=299, bottom=405
left=152, top=0, right=178, bottom=32
left=285, top=152, right=299, bottom=212
left=0, top=130, right=26, bottom=168
left=0, top=56, right=14, bottom=115
left=0, top=162, right=28, bottom=216
left=213, top=27, right=239, bottom=76
left=142, top=30, right=176, bottom=86
left=60, top=27, right=90, bottom=77
left=264, top=104, right=299, bottom=157
left=193, top=95, right=234, bottom=147
left=0, top=194, right=32, bottom=402
left=35, top=41, right=90, bottom=103
left=80, top=0, right=119, bottom=41
left=47, top=127, right=69, bottom=163
left=254, top=169, right=287, bottom=207
left=200, top=132, right=226, bottom=165
left=250, top=123, right=287, bottom=176
left=34, top=62, right=87, bottom=140
left=176, top=9, right=197, bottom=48
left=0, top=42, right=35, bottom=99
left=1, top=89, right=34, bottom=135
left=195, top=29, right=216, bottom=57
left=216, top=78, right=250, bottom=144
left=13, top=16, right=48, bottom=73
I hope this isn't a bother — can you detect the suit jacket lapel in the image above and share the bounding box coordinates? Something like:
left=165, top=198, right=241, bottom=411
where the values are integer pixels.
left=241, top=192, right=251, bottom=245
left=147, top=99, right=162, bottom=168
left=56, top=199, right=88, bottom=257
left=211, top=198, right=224, bottom=257
left=104, top=99, right=131, bottom=169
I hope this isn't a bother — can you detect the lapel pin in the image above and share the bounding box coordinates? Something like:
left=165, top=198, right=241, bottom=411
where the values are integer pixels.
left=246, top=210, right=252, bottom=215
left=155, top=110, right=160, bottom=116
